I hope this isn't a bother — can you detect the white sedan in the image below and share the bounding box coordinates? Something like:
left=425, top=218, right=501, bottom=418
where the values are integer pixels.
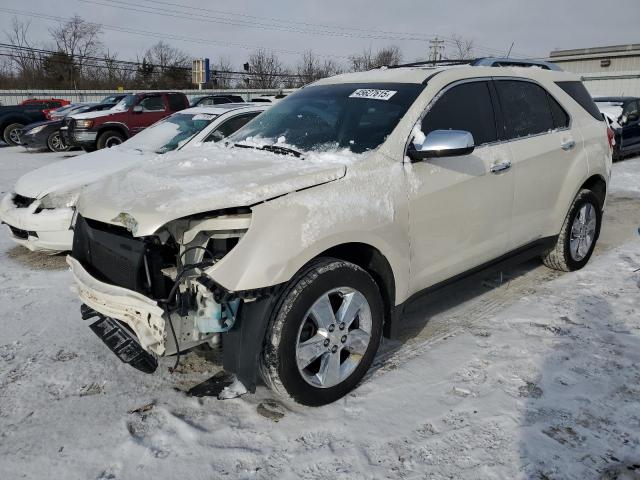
left=0, top=103, right=267, bottom=253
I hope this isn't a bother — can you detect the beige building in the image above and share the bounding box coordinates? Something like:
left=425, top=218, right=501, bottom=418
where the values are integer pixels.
left=549, top=44, right=640, bottom=97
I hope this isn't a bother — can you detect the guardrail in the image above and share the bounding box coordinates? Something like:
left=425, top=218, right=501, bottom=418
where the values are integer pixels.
left=0, top=88, right=297, bottom=105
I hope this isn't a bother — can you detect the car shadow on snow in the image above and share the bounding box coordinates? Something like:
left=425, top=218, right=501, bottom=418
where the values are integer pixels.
left=517, top=269, right=640, bottom=479
left=367, top=258, right=555, bottom=376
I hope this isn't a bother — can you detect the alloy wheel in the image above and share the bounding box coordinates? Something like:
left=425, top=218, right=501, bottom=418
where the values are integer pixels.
left=569, top=203, right=597, bottom=261
left=295, top=287, right=372, bottom=389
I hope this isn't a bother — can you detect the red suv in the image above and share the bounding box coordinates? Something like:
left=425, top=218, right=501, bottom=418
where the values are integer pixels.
left=62, top=92, right=189, bottom=151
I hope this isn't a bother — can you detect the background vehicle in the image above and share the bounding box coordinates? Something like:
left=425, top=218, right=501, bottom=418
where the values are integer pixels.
left=19, top=102, right=120, bottom=152
left=251, top=94, right=287, bottom=103
left=62, top=91, right=189, bottom=151
left=594, top=96, right=640, bottom=160
left=0, top=103, right=267, bottom=252
left=190, top=94, right=245, bottom=107
left=66, top=65, right=610, bottom=406
left=0, top=101, right=64, bottom=146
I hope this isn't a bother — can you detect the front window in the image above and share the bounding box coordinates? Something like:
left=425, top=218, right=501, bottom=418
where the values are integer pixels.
left=122, top=112, right=218, bottom=153
left=112, top=94, right=137, bottom=112
left=228, top=82, right=425, bottom=154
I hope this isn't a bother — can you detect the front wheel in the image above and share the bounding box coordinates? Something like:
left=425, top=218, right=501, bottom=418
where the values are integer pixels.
left=261, top=258, right=383, bottom=406
left=47, top=131, right=69, bottom=152
left=3, top=123, right=24, bottom=146
left=96, top=130, right=125, bottom=149
left=542, top=189, right=602, bottom=272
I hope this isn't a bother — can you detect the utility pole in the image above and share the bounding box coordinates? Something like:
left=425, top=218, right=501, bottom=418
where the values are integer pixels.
left=429, top=36, right=445, bottom=65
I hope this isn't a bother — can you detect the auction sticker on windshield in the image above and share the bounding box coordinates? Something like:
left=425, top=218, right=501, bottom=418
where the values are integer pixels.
left=349, top=89, right=397, bottom=101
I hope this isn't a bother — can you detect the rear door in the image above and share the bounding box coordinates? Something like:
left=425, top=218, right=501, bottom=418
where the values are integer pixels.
left=407, top=80, right=514, bottom=291
left=494, top=79, right=577, bottom=249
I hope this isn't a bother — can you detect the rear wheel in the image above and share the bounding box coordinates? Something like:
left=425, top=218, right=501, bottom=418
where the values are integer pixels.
left=261, top=258, right=383, bottom=406
left=3, top=123, right=24, bottom=146
left=47, top=131, right=69, bottom=152
left=542, top=189, right=602, bottom=272
left=96, top=130, right=125, bottom=149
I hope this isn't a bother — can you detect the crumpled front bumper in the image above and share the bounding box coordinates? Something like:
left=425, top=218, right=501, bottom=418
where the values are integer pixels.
left=67, top=256, right=168, bottom=356
left=0, top=193, right=74, bottom=252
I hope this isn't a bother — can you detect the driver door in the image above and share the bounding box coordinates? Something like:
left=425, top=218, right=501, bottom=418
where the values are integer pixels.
left=407, top=80, right=514, bottom=294
left=129, top=94, right=170, bottom=134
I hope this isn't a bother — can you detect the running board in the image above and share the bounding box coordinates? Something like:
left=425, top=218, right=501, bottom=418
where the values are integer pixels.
left=81, top=304, right=158, bottom=374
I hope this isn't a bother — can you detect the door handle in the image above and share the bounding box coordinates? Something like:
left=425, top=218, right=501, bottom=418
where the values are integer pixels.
left=561, top=140, right=576, bottom=151
left=490, top=160, right=512, bottom=173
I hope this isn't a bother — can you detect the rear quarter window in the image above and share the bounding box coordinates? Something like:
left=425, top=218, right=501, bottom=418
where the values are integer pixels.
left=555, top=81, right=603, bottom=121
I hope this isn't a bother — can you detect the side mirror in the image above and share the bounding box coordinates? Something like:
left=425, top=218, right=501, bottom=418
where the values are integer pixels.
left=408, top=129, right=475, bottom=162
left=132, top=105, right=143, bottom=113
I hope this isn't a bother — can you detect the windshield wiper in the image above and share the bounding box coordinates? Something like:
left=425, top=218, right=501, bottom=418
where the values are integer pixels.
left=233, top=142, right=303, bottom=158
left=261, top=144, right=302, bottom=158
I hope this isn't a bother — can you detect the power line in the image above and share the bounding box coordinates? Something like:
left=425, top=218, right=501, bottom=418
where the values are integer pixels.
left=126, top=0, right=538, bottom=58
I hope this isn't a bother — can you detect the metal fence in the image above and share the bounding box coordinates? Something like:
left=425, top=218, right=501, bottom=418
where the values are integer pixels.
left=0, top=88, right=297, bottom=105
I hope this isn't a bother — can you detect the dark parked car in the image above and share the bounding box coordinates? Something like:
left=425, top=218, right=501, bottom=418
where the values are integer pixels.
left=19, top=102, right=119, bottom=152
left=1, top=100, right=69, bottom=146
left=62, top=91, right=189, bottom=151
left=190, top=94, right=245, bottom=107
left=594, top=96, right=640, bottom=160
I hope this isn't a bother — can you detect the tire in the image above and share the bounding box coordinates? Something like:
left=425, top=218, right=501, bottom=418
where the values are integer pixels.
left=542, top=189, right=602, bottom=272
left=261, top=258, right=384, bottom=406
left=3, top=123, right=24, bottom=146
left=96, top=130, right=125, bottom=149
left=46, top=131, right=69, bottom=152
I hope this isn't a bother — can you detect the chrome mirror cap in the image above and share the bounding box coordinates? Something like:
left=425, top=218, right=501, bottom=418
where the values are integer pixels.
left=409, top=129, right=475, bottom=162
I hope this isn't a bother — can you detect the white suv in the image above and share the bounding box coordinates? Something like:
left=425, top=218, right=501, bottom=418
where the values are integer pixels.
left=67, top=64, right=611, bottom=405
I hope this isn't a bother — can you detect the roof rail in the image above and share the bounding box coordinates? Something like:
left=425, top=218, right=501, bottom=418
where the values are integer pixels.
left=470, top=57, right=563, bottom=71
left=387, top=57, right=562, bottom=71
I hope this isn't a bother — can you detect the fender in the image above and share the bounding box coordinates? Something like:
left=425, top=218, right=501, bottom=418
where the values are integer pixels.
left=97, top=121, right=132, bottom=138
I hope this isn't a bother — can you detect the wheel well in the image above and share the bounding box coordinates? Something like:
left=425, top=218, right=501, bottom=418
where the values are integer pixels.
left=318, top=243, right=396, bottom=338
left=581, top=175, right=607, bottom=209
left=97, top=125, right=128, bottom=139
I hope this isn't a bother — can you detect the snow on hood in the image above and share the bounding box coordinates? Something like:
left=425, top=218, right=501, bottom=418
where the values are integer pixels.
left=14, top=147, right=150, bottom=199
left=77, top=144, right=356, bottom=236
left=70, top=108, right=117, bottom=120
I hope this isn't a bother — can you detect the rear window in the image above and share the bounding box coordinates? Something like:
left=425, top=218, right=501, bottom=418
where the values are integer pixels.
left=555, top=81, right=603, bottom=121
left=167, top=94, right=187, bottom=111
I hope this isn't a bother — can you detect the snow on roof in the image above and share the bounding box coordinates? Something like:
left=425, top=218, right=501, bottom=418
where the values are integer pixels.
left=178, top=103, right=266, bottom=115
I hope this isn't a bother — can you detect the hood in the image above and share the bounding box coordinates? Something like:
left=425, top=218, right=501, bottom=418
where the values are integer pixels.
left=77, top=145, right=352, bottom=236
left=23, top=119, right=62, bottom=130
left=71, top=108, right=118, bottom=120
left=14, top=147, right=151, bottom=199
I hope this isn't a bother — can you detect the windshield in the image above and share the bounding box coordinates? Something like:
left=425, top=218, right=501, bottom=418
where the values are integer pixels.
left=228, top=82, right=425, bottom=154
left=123, top=112, right=218, bottom=153
left=112, top=94, right=137, bottom=112
left=100, top=94, right=124, bottom=104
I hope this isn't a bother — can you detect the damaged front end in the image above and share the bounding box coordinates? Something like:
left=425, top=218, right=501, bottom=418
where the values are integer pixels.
left=69, top=212, right=279, bottom=390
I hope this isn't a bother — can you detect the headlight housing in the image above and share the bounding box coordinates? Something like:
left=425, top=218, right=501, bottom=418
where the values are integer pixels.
left=75, top=119, right=94, bottom=129
left=39, top=191, right=80, bottom=209
left=27, top=125, right=46, bottom=135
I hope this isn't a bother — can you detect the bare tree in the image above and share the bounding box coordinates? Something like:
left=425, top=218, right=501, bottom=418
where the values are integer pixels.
left=5, top=17, right=40, bottom=88
left=49, top=15, right=103, bottom=87
left=245, top=49, right=286, bottom=89
left=350, top=45, right=402, bottom=71
left=449, top=34, right=475, bottom=60
left=213, top=56, right=233, bottom=89
left=296, top=50, right=341, bottom=86
left=140, top=41, right=190, bottom=88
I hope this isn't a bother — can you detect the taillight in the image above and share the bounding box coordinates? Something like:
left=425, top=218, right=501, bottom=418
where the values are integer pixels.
left=606, top=127, right=615, bottom=149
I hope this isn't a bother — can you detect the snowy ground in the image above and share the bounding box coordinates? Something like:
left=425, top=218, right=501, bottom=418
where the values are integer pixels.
left=0, top=145, right=639, bottom=480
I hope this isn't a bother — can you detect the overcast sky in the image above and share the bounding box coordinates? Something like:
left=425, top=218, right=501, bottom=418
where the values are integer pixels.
left=1, top=0, right=638, bottom=68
